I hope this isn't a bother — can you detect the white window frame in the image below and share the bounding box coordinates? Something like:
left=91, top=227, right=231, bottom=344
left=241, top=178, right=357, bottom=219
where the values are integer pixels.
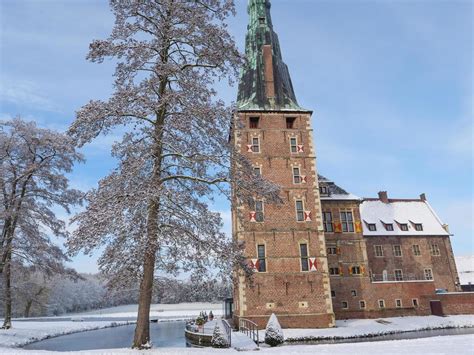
left=378, top=299, right=385, bottom=309
left=393, top=245, right=402, bottom=257
left=292, top=166, right=301, bottom=184
left=413, top=244, right=421, bottom=256
left=295, top=199, right=305, bottom=222
left=254, top=200, right=264, bottom=223
left=323, top=211, right=333, bottom=232
left=359, top=300, right=366, bottom=309
left=340, top=211, right=355, bottom=233
left=251, top=137, right=260, bottom=153
left=341, top=301, right=349, bottom=309
left=374, top=245, right=384, bottom=257
left=412, top=298, right=419, bottom=307
left=257, top=244, right=266, bottom=272
left=424, top=268, right=433, bottom=280
left=290, top=137, right=298, bottom=153
left=395, top=299, right=402, bottom=308
left=299, top=243, right=309, bottom=272
left=394, top=269, right=403, bottom=281
left=430, top=244, right=441, bottom=256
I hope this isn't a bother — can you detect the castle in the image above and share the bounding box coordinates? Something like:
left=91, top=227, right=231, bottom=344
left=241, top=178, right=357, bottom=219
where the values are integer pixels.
left=231, top=0, right=464, bottom=329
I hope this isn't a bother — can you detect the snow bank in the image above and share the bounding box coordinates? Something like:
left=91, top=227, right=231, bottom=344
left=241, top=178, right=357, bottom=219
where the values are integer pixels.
left=0, top=334, right=472, bottom=354
left=0, top=320, right=132, bottom=348
left=70, top=302, right=222, bottom=320
left=259, top=315, right=474, bottom=342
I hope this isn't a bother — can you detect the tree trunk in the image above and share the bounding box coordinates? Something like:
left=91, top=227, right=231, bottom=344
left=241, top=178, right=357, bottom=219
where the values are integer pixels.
left=24, top=300, right=33, bottom=318
left=2, top=250, right=12, bottom=329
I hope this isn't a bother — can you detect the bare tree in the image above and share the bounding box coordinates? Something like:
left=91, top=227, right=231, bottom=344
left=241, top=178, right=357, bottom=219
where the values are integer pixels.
left=0, top=117, right=83, bottom=328
left=67, top=0, right=279, bottom=348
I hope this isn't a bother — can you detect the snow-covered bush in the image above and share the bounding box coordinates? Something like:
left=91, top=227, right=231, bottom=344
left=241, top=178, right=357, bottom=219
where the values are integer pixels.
left=211, top=323, right=229, bottom=348
left=265, top=313, right=284, bottom=346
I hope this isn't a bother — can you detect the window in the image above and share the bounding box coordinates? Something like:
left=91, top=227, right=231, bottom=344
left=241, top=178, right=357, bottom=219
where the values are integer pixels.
left=374, top=245, right=384, bottom=257
left=395, top=299, right=402, bottom=308
left=368, top=223, right=376, bottom=231
left=399, top=223, right=408, bottom=231
left=255, top=200, right=264, bottom=222
left=323, top=212, right=333, bottom=232
left=430, top=244, right=440, bottom=256
left=290, top=137, right=297, bottom=153
left=359, top=300, right=366, bottom=309
left=351, top=290, right=357, bottom=297
left=296, top=200, right=304, bottom=222
left=378, top=299, right=385, bottom=308
left=329, top=267, right=340, bottom=275
left=341, top=301, right=348, bottom=309
left=393, top=245, right=402, bottom=257
left=385, top=223, right=394, bottom=231
left=415, top=223, right=423, bottom=231
left=258, top=17, right=265, bottom=24
left=327, top=247, right=337, bottom=255
left=424, top=268, right=433, bottom=280
left=340, top=211, right=354, bottom=232
left=293, top=167, right=301, bottom=184
left=249, top=117, right=259, bottom=128
left=351, top=266, right=361, bottom=275
left=251, top=137, right=260, bottom=153
left=257, top=244, right=266, bottom=272
left=253, top=167, right=261, bottom=177
left=300, top=243, right=309, bottom=272
left=413, top=244, right=421, bottom=256
left=286, top=117, right=296, bottom=129
left=394, top=269, right=403, bottom=281
left=331, top=290, right=336, bottom=298
left=319, top=186, right=328, bottom=195
left=412, top=298, right=419, bottom=307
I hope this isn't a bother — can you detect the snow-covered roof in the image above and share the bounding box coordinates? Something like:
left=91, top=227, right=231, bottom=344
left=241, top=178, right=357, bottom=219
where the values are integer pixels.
left=360, top=199, right=449, bottom=236
left=455, top=255, right=474, bottom=285
left=318, top=175, right=360, bottom=201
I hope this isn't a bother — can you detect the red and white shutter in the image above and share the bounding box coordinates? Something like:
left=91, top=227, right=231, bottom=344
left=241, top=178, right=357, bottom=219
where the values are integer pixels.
left=309, top=257, right=317, bottom=271
left=304, top=211, right=312, bottom=222
left=249, top=258, right=259, bottom=272
left=301, top=175, right=307, bottom=183
left=246, top=144, right=253, bottom=152
left=249, top=211, right=256, bottom=222
left=297, top=144, right=304, bottom=153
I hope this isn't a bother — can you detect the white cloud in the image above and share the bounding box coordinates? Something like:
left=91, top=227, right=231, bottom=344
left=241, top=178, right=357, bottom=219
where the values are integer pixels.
left=0, top=79, right=61, bottom=112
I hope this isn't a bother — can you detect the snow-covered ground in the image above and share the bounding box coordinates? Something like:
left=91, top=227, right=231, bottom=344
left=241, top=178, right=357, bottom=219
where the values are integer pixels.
left=0, top=320, right=133, bottom=348
left=259, top=315, right=474, bottom=341
left=71, top=302, right=222, bottom=320
left=0, top=334, right=472, bottom=354
left=456, top=255, right=474, bottom=285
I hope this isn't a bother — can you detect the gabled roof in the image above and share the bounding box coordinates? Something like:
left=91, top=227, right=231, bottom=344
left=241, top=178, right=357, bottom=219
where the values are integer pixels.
left=360, top=199, right=449, bottom=236
left=318, top=175, right=360, bottom=201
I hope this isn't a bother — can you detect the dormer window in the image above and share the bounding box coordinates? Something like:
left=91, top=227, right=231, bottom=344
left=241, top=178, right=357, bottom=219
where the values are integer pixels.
left=368, top=224, right=376, bottom=231
left=319, top=186, right=328, bottom=195
left=400, top=224, right=408, bottom=231
left=385, top=223, right=394, bottom=231
left=249, top=117, right=259, bottom=129
left=286, top=117, right=296, bottom=129
left=415, top=223, right=423, bottom=231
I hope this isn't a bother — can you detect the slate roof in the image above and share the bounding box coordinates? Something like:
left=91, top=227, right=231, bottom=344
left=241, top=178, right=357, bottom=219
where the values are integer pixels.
left=360, top=199, right=449, bottom=236
left=237, top=0, right=308, bottom=111
left=318, top=174, right=360, bottom=201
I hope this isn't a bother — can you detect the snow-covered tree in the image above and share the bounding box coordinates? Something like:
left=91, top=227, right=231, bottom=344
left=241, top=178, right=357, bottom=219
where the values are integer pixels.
left=0, top=117, right=83, bottom=328
left=211, top=323, right=229, bottom=348
left=264, top=313, right=284, bottom=347
left=67, top=0, right=279, bottom=349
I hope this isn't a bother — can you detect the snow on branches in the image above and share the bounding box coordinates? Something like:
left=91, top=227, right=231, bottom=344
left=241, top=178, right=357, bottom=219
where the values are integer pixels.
left=265, top=313, right=284, bottom=347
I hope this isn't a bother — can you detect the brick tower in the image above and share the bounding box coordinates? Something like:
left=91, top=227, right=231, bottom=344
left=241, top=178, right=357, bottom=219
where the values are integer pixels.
left=231, top=0, right=334, bottom=328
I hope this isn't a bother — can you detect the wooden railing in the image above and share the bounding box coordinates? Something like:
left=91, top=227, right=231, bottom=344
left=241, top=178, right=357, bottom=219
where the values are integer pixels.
left=239, top=318, right=259, bottom=346
left=222, top=319, right=232, bottom=347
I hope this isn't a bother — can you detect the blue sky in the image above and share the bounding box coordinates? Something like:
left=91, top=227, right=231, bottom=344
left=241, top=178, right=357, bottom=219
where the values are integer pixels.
left=1, top=0, right=472, bottom=273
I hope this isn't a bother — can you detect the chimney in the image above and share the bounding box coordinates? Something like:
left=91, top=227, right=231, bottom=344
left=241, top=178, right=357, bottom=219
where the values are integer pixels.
left=378, top=191, right=389, bottom=203
left=420, top=193, right=426, bottom=202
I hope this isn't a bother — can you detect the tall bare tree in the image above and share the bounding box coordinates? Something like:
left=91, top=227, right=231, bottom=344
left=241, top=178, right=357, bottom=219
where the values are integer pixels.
left=0, top=117, right=83, bottom=328
left=67, top=0, right=279, bottom=348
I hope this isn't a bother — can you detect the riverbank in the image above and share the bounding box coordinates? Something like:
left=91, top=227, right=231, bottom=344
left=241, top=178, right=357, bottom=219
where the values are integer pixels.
left=0, top=320, right=134, bottom=348
left=258, top=315, right=474, bottom=342
left=0, top=334, right=472, bottom=354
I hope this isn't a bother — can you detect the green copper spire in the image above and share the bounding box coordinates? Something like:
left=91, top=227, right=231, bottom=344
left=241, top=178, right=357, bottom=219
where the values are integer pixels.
left=237, top=0, right=306, bottom=111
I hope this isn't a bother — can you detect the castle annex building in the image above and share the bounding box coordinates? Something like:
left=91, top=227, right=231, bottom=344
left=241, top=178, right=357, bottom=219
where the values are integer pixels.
left=231, top=0, right=466, bottom=328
